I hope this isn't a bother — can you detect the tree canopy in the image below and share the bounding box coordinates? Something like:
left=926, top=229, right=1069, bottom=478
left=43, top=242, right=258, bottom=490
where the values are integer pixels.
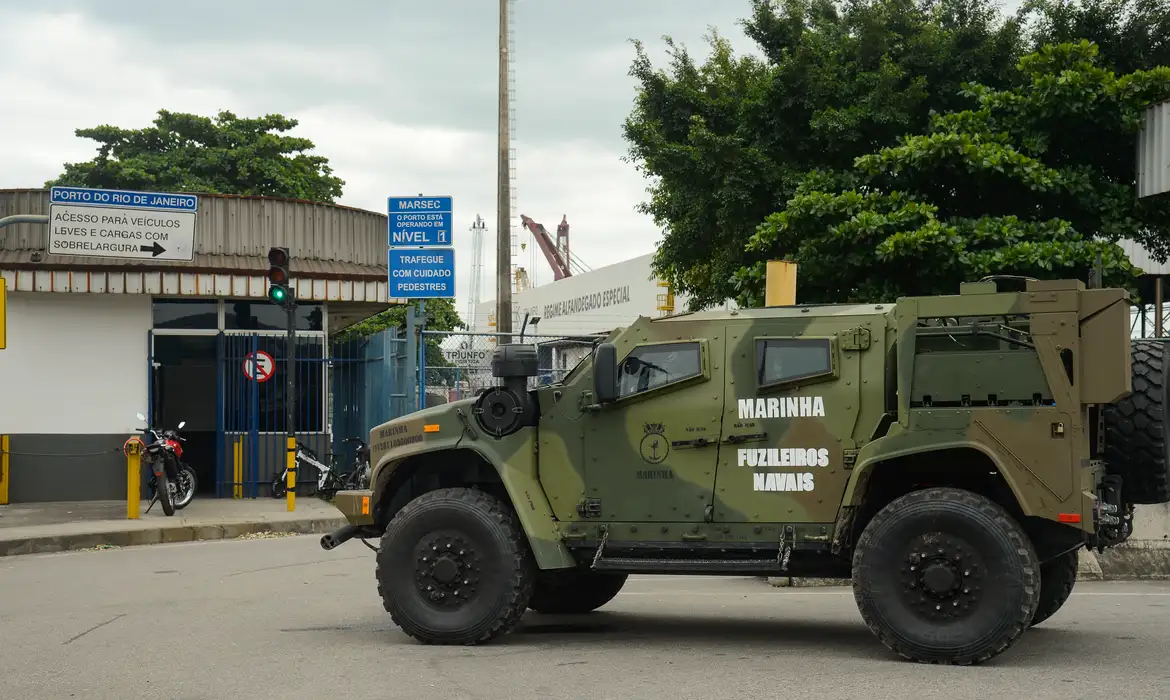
left=47, top=109, right=345, bottom=203
left=731, top=40, right=1170, bottom=305
left=623, top=0, right=1170, bottom=308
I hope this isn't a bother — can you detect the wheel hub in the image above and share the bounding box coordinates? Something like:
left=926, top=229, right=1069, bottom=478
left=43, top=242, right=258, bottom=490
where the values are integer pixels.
left=921, top=561, right=959, bottom=594
left=900, top=533, right=986, bottom=621
left=414, top=533, right=480, bottom=609
left=432, top=556, right=459, bottom=583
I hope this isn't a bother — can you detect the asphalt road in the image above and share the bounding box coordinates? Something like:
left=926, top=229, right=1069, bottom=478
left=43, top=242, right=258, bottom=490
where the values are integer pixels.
left=3, top=536, right=1170, bottom=700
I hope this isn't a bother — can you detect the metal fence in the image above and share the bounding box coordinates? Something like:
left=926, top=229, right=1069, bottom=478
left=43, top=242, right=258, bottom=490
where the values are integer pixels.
left=215, top=327, right=408, bottom=498
left=419, top=330, right=605, bottom=403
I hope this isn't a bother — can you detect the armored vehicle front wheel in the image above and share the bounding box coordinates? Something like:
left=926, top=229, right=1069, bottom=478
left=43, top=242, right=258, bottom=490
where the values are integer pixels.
left=375, top=487, right=536, bottom=645
left=528, top=570, right=628, bottom=614
left=1030, top=549, right=1079, bottom=627
left=851, top=486, right=1040, bottom=665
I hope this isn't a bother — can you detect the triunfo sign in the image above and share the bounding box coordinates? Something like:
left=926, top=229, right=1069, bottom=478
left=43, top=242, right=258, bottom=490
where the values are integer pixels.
left=441, top=341, right=491, bottom=366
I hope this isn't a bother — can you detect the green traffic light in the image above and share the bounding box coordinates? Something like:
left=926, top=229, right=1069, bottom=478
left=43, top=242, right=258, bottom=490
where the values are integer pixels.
left=270, top=287, right=286, bottom=302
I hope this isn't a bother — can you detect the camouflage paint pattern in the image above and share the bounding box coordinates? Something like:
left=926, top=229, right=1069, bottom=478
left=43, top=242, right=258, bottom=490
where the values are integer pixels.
left=841, top=279, right=1130, bottom=537
left=334, top=401, right=576, bottom=569
left=337, top=277, right=1132, bottom=567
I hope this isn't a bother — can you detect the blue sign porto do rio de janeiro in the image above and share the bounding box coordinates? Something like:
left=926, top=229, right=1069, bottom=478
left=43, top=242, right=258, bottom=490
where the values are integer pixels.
left=50, top=186, right=198, bottom=212
left=387, top=195, right=453, bottom=247
left=389, top=247, right=455, bottom=299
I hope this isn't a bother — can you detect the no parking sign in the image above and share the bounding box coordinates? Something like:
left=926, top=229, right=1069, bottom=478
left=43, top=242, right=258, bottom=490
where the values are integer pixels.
left=243, top=350, right=275, bottom=382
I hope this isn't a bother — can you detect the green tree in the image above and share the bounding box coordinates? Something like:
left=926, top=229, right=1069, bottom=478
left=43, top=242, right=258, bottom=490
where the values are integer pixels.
left=334, top=299, right=467, bottom=387
left=1021, top=0, right=1170, bottom=75
left=623, top=0, right=1170, bottom=309
left=47, top=109, right=345, bottom=202
left=623, top=0, right=1029, bottom=310
left=728, top=41, right=1170, bottom=306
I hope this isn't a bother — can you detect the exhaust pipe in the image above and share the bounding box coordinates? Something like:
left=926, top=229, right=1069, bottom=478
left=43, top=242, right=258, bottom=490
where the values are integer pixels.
left=320, top=524, right=364, bottom=551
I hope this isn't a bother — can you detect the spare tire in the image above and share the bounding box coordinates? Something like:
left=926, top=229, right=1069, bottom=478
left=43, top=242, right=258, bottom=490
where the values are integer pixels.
left=1103, top=339, right=1170, bottom=504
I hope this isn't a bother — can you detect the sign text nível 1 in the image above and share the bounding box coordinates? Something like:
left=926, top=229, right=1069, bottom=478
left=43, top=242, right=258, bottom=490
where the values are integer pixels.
left=47, top=186, right=198, bottom=262
left=387, top=195, right=454, bottom=300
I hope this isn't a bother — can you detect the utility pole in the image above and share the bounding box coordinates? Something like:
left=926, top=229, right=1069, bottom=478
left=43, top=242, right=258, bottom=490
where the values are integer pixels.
left=495, top=0, right=513, bottom=340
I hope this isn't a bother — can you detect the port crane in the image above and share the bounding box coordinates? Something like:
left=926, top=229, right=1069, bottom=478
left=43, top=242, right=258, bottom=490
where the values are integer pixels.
left=519, top=214, right=591, bottom=281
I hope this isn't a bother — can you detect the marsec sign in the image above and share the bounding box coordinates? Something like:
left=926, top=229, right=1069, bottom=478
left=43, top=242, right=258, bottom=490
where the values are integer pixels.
left=48, top=186, right=198, bottom=262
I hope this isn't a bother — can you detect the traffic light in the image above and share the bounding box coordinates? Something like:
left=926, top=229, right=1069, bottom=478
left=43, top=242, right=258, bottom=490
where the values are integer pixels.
left=267, top=246, right=293, bottom=307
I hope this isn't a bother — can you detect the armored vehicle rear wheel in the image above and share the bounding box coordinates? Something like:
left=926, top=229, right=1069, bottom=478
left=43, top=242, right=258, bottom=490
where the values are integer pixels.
left=1030, top=549, right=1078, bottom=627
left=528, top=570, right=628, bottom=614
left=851, top=486, right=1040, bottom=665
left=375, top=487, right=536, bottom=645
left=1103, top=339, right=1170, bottom=505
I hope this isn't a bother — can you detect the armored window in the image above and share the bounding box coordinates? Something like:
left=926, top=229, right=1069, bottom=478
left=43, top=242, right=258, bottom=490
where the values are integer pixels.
left=756, top=338, right=833, bottom=387
left=618, top=341, right=703, bottom=398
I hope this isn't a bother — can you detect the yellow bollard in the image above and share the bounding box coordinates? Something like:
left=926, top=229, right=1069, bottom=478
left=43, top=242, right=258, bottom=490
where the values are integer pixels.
left=0, top=435, right=9, bottom=505
left=233, top=437, right=243, bottom=499
left=286, top=435, right=296, bottom=511
left=0, top=276, right=7, bottom=350
left=123, top=437, right=144, bottom=519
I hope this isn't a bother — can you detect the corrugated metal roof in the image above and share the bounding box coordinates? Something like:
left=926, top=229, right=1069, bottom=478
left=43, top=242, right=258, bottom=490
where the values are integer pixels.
left=0, top=188, right=389, bottom=274
left=0, top=264, right=392, bottom=303
left=0, top=250, right=384, bottom=279
left=1138, top=100, right=1170, bottom=199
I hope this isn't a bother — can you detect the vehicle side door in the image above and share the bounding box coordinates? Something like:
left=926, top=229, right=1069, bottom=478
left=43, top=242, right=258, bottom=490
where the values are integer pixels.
left=713, top=320, right=864, bottom=525
left=581, top=330, right=725, bottom=524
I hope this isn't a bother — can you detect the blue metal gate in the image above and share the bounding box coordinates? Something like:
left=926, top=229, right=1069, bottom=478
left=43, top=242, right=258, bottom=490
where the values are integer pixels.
left=215, top=327, right=408, bottom=498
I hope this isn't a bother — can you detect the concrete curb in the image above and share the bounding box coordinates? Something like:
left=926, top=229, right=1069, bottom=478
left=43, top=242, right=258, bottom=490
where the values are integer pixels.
left=1078, top=544, right=1170, bottom=580
left=0, top=516, right=348, bottom=557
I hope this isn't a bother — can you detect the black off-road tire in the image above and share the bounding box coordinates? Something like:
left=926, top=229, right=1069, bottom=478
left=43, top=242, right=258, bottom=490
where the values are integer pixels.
left=528, top=569, right=628, bottom=614
left=375, top=487, right=536, bottom=645
left=851, top=487, right=1040, bottom=665
left=1103, top=339, right=1170, bottom=505
left=1030, top=550, right=1078, bottom=627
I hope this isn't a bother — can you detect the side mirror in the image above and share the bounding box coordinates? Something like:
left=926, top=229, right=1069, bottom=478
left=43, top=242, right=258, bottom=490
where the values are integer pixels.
left=593, top=342, right=618, bottom=404
left=177, top=421, right=186, bottom=429
left=136, top=412, right=146, bottom=422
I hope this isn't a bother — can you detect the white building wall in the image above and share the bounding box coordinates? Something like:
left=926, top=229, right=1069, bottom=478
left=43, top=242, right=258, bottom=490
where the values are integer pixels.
left=0, top=292, right=150, bottom=434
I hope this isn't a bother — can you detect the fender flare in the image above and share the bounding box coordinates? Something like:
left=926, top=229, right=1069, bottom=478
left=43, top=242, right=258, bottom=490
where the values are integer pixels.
left=372, top=445, right=576, bottom=570
left=841, top=437, right=1033, bottom=517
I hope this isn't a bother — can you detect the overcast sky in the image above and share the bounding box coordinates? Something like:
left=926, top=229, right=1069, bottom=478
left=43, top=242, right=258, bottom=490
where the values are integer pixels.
left=0, top=0, right=766, bottom=319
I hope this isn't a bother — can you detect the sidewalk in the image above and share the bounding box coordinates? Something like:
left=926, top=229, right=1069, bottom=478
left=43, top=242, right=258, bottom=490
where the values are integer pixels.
left=0, top=496, right=349, bottom=557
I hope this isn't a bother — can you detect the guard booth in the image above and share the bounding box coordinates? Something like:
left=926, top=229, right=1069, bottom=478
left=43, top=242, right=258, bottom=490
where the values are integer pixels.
left=148, top=303, right=407, bottom=499
left=0, top=187, right=403, bottom=503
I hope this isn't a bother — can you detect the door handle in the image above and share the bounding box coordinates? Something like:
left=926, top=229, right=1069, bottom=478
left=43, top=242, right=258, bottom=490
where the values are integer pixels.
left=671, top=437, right=714, bottom=449
left=723, top=432, right=768, bottom=445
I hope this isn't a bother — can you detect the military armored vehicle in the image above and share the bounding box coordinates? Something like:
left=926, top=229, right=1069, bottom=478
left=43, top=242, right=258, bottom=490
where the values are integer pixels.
left=320, top=277, right=1165, bottom=665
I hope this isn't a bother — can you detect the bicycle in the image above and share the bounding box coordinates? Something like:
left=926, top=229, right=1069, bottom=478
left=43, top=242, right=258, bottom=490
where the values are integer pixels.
left=270, top=437, right=369, bottom=500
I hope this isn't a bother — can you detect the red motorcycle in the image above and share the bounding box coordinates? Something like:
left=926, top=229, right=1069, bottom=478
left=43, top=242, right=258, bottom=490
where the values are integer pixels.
left=135, top=413, right=197, bottom=516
